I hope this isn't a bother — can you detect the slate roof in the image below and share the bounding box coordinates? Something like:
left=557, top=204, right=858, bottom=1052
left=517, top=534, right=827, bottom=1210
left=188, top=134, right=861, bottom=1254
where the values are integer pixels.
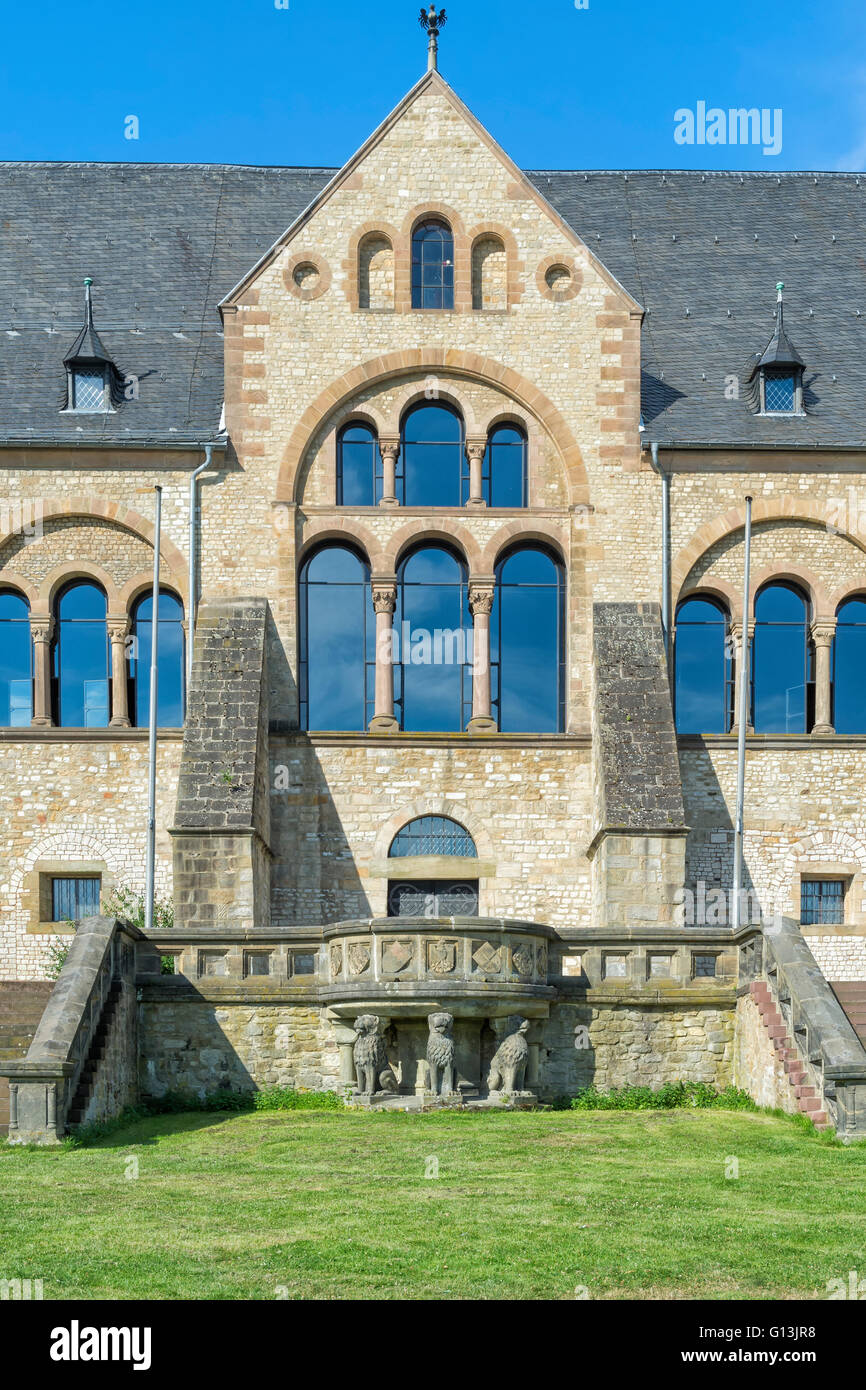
left=1, top=161, right=864, bottom=449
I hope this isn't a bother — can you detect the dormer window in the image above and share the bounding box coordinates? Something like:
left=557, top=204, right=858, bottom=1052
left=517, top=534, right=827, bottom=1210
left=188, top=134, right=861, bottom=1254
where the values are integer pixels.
left=62, top=278, right=121, bottom=415
left=745, top=282, right=806, bottom=418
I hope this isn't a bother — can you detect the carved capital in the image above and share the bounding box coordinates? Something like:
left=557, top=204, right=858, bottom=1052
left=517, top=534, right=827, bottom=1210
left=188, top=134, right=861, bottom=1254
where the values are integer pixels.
left=379, top=439, right=400, bottom=463
left=810, top=619, right=837, bottom=648
left=466, top=439, right=487, bottom=464
left=107, top=620, right=131, bottom=644
left=372, top=583, right=397, bottom=616
left=29, top=618, right=53, bottom=643
left=469, top=582, right=495, bottom=617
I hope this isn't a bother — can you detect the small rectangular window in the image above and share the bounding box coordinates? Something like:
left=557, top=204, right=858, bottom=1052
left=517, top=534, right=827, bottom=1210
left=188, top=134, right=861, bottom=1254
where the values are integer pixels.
left=72, top=369, right=108, bottom=412
left=801, top=879, right=845, bottom=926
left=199, top=950, right=229, bottom=978
left=291, top=952, right=316, bottom=977
left=693, top=954, right=718, bottom=979
left=603, top=954, right=628, bottom=980
left=763, top=369, right=796, bottom=413
left=648, top=953, right=674, bottom=979
left=51, top=877, right=100, bottom=923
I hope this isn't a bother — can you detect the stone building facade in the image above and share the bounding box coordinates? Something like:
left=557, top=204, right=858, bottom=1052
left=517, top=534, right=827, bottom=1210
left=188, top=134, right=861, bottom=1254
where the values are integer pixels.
left=3, top=55, right=866, bottom=1126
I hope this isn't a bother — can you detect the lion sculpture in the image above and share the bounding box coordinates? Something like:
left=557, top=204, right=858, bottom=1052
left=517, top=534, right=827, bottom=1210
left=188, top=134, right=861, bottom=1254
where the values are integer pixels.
left=352, top=1014, right=398, bottom=1096
left=487, top=1017, right=530, bottom=1095
left=426, top=1012, right=456, bottom=1095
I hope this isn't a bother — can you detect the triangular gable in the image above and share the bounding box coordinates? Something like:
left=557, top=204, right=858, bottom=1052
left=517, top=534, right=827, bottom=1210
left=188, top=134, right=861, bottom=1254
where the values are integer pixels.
left=219, top=70, right=643, bottom=317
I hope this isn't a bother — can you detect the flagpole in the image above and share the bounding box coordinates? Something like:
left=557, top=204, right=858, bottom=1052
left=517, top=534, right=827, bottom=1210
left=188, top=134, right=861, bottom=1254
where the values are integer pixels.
left=732, top=495, right=753, bottom=931
left=144, top=485, right=162, bottom=935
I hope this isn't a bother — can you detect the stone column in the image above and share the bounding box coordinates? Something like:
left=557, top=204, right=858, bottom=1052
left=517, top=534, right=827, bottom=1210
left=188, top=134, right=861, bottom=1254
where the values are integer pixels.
left=369, top=580, right=399, bottom=732
left=811, top=619, right=836, bottom=735
left=467, top=580, right=497, bottom=733
left=30, top=617, right=53, bottom=728
left=729, top=621, right=754, bottom=735
left=379, top=438, right=400, bottom=508
left=108, top=619, right=132, bottom=728
left=333, top=1025, right=357, bottom=1090
left=465, top=437, right=487, bottom=508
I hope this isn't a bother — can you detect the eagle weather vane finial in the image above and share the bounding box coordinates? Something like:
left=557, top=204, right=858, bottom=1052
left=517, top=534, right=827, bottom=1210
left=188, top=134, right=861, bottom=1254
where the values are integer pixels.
left=419, top=6, right=447, bottom=73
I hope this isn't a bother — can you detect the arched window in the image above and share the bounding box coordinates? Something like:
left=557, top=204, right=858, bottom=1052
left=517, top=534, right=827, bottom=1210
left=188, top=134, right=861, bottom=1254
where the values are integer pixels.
left=674, top=597, right=732, bottom=734
left=472, top=235, right=507, bottom=311
left=752, top=583, right=812, bottom=733
left=401, top=403, right=463, bottom=507
left=358, top=233, right=395, bottom=311
left=411, top=218, right=454, bottom=310
left=465, top=424, right=527, bottom=508
left=53, top=582, right=109, bottom=727
left=337, top=423, right=382, bottom=507
left=388, top=815, right=478, bottom=918
left=492, top=547, right=565, bottom=733
left=390, top=816, right=477, bottom=858
left=0, top=590, right=32, bottom=727
left=833, top=597, right=866, bottom=733
left=395, top=546, right=470, bottom=732
left=299, top=546, right=374, bottom=732
left=130, top=591, right=185, bottom=728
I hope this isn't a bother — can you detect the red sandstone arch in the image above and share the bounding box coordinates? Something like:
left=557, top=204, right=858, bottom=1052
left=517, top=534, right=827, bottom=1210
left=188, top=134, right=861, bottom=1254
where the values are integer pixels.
left=0, top=496, right=188, bottom=604
left=278, top=350, right=589, bottom=509
left=673, top=497, right=866, bottom=603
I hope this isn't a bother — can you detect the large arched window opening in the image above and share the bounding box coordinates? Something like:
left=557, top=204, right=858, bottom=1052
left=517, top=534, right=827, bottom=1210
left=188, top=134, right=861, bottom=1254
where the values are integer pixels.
left=411, top=218, right=454, bottom=310
left=387, top=815, right=478, bottom=918
left=337, top=422, right=382, bottom=507
left=752, top=582, right=813, bottom=733
left=53, top=582, right=109, bottom=727
left=463, top=424, right=527, bottom=508
left=401, top=403, right=464, bottom=507
left=491, top=546, right=565, bottom=733
left=395, top=546, right=471, bottom=733
left=130, top=591, right=185, bottom=728
left=674, top=597, right=732, bottom=733
left=0, top=590, right=32, bottom=727
left=299, top=545, right=374, bottom=732
left=833, top=596, right=866, bottom=733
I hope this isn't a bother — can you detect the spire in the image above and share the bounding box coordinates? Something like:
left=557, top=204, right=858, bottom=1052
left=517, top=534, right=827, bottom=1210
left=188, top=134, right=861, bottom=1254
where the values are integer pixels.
left=756, top=280, right=805, bottom=371
left=419, top=6, right=447, bottom=73
left=63, top=277, right=114, bottom=366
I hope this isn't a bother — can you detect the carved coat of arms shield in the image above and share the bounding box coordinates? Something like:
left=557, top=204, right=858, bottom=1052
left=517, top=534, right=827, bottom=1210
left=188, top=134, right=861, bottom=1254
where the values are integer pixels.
left=428, top=939, right=457, bottom=975
left=382, top=939, right=414, bottom=974
left=347, top=942, right=371, bottom=976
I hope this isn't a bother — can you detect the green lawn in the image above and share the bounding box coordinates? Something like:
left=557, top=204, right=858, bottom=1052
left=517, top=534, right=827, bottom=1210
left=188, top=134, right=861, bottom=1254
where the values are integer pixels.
left=1, top=1109, right=864, bottom=1300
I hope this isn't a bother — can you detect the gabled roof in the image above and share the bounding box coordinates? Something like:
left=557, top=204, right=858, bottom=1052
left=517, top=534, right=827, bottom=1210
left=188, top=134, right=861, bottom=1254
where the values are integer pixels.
left=218, top=71, right=641, bottom=316
left=0, top=159, right=864, bottom=449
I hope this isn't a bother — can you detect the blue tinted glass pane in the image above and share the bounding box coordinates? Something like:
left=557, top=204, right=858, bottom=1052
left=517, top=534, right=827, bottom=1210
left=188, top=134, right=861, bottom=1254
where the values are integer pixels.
left=303, top=548, right=370, bottom=731
left=0, top=594, right=32, bottom=726
left=132, top=593, right=185, bottom=728
left=56, top=586, right=108, bottom=727
left=755, top=585, right=807, bottom=625
left=404, top=407, right=461, bottom=443
left=833, top=621, right=866, bottom=733
left=494, top=550, right=562, bottom=733
left=488, top=430, right=526, bottom=508
left=753, top=588, right=808, bottom=734
left=398, top=550, right=467, bottom=732
left=837, top=598, right=866, bottom=625
left=675, top=601, right=728, bottom=733
left=411, top=222, right=455, bottom=310
left=339, top=427, right=378, bottom=506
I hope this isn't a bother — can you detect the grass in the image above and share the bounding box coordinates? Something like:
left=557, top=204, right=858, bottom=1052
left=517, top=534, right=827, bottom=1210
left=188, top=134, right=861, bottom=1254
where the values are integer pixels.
left=1, top=1108, right=865, bottom=1300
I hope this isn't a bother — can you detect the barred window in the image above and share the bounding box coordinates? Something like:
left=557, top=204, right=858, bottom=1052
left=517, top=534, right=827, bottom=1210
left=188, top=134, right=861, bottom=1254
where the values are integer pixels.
left=51, top=876, right=100, bottom=923
left=389, top=816, right=476, bottom=859
left=801, top=879, right=845, bottom=926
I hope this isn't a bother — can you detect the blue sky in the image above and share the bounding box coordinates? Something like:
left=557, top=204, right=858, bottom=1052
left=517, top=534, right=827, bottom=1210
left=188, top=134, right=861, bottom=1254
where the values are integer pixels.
left=1, top=0, right=865, bottom=171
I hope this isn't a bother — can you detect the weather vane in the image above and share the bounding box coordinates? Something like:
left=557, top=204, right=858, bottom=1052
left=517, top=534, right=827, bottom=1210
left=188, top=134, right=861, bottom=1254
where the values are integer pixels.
left=419, top=6, right=447, bottom=73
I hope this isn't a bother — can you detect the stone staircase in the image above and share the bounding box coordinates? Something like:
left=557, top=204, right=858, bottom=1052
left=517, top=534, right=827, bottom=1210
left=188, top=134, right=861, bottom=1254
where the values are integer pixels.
left=0, top=982, right=54, bottom=1136
left=66, top=981, right=123, bottom=1127
left=830, top=983, right=866, bottom=1049
left=749, top=980, right=831, bottom=1130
